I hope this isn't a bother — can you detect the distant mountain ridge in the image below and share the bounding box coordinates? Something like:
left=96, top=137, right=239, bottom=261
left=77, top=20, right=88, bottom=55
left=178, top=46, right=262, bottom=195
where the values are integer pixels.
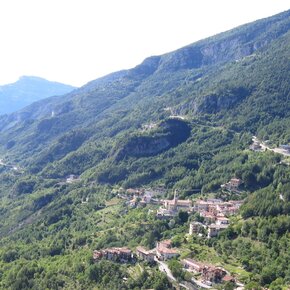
left=0, top=10, right=289, bottom=166
left=0, top=76, right=76, bottom=115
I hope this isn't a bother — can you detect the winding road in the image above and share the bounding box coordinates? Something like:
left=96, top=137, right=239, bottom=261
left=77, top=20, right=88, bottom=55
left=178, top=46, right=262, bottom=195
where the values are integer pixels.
left=155, top=258, right=176, bottom=282
left=252, top=136, right=290, bottom=157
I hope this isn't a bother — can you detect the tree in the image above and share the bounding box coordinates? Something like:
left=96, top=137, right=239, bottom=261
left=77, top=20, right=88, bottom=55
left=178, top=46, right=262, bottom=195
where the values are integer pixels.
left=177, top=211, right=189, bottom=224
left=168, top=259, right=184, bottom=281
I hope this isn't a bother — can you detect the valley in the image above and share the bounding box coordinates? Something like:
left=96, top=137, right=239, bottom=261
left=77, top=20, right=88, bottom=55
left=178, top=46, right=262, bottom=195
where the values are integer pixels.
left=0, top=9, right=289, bottom=290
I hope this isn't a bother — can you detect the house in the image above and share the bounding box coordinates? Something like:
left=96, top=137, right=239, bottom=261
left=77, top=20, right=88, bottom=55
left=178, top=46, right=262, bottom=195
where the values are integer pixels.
left=182, top=259, right=227, bottom=283
left=200, top=211, right=216, bottom=224
left=224, top=206, right=239, bottom=215
left=216, top=202, right=241, bottom=215
left=250, top=141, right=262, bottom=151
left=141, top=191, right=153, bottom=204
left=128, top=196, right=138, bottom=208
left=222, top=275, right=235, bottom=283
left=207, top=198, right=223, bottom=204
left=156, top=240, right=179, bottom=261
left=189, top=222, right=205, bottom=235
left=216, top=217, right=229, bottom=225
left=230, top=178, right=242, bottom=188
left=126, top=188, right=143, bottom=196
left=203, top=266, right=226, bottom=283
left=93, top=247, right=133, bottom=263
left=228, top=200, right=243, bottom=207
left=207, top=224, right=229, bottom=238
left=163, top=191, right=192, bottom=212
left=157, top=190, right=192, bottom=218
left=136, top=246, right=155, bottom=263
left=156, top=246, right=179, bottom=261
left=221, top=178, right=242, bottom=192
left=193, top=200, right=211, bottom=212
left=279, top=145, right=290, bottom=153
left=181, top=258, right=206, bottom=272
left=156, top=207, right=175, bottom=219
left=157, top=240, right=172, bottom=248
left=194, top=199, right=243, bottom=216
left=66, top=174, right=80, bottom=183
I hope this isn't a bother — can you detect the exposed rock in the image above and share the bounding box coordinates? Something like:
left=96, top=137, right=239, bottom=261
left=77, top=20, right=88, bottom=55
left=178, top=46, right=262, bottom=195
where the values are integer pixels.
left=114, top=119, right=191, bottom=160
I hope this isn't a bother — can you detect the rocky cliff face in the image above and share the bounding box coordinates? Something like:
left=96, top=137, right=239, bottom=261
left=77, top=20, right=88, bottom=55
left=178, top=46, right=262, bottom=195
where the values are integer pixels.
left=115, top=135, right=170, bottom=160
left=114, top=119, right=191, bottom=160
left=175, top=86, right=251, bottom=116
left=157, top=10, right=290, bottom=72
left=194, top=87, right=251, bottom=114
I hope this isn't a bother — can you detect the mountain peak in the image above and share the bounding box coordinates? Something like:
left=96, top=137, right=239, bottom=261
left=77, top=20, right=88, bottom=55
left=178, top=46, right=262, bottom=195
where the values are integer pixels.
left=0, top=76, right=76, bottom=115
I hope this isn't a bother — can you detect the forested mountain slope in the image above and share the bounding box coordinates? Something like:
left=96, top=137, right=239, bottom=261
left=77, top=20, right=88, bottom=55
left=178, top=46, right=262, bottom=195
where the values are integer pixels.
left=0, top=10, right=289, bottom=290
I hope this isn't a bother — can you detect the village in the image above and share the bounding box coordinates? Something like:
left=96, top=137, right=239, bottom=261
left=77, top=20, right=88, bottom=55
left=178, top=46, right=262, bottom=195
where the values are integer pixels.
left=92, top=238, right=240, bottom=289
left=92, top=178, right=245, bottom=289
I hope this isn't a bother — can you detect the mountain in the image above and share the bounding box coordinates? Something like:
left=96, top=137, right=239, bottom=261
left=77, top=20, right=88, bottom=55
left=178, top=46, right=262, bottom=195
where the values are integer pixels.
left=0, top=10, right=289, bottom=173
left=0, top=76, right=76, bottom=115
left=0, top=10, right=289, bottom=289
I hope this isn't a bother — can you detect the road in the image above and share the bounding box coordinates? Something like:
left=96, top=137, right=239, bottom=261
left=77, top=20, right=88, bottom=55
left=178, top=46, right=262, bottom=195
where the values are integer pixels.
left=252, top=136, right=290, bottom=157
left=191, top=277, right=212, bottom=289
left=155, top=259, right=200, bottom=290
left=155, top=258, right=176, bottom=282
left=279, top=194, right=285, bottom=201
left=0, top=158, right=23, bottom=172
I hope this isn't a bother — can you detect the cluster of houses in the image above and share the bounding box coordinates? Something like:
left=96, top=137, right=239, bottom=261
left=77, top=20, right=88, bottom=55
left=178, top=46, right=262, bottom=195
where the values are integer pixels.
left=117, top=187, right=165, bottom=208
left=155, top=188, right=243, bottom=239
left=251, top=136, right=290, bottom=157
left=156, top=191, right=192, bottom=218
left=136, top=240, right=180, bottom=262
left=92, top=240, right=238, bottom=287
left=117, top=180, right=242, bottom=220
left=93, top=247, right=134, bottom=263
left=182, top=258, right=235, bottom=284
left=220, top=178, right=242, bottom=192
left=92, top=185, right=245, bottom=286
left=191, top=198, right=243, bottom=238
left=93, top=189, right=244, bottom=285
left=193, top=198, right=243, bottom=218
left=93, top=239, right=180, bottom=264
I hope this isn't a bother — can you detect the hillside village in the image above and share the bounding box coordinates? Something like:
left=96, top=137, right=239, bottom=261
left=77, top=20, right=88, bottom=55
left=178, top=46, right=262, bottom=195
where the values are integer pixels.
left=2, top=132, right=288, bottom=289
left=92, top=178, right=245, bottom=289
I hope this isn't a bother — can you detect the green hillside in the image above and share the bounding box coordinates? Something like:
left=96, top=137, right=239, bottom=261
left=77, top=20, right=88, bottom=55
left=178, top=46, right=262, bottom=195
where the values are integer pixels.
left=0, top=10, right=289, bottom=290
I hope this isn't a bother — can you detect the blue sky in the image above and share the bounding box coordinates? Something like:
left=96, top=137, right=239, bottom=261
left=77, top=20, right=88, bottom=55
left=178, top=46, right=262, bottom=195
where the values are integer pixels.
left=0, top=0, right=289, bottom=86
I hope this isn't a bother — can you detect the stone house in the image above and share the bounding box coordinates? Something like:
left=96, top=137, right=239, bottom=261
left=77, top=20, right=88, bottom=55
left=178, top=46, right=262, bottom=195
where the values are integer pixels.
left=156, top=240, right=179, bottom=261
left=136, top=246, right=155, bottom=263
left=93, top=247, right=133, bottom=263
left=207, top=224, right=229, bottom=238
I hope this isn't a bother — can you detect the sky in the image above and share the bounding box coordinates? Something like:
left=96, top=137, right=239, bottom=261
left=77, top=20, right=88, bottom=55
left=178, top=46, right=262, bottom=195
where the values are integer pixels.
left=0, top=0, right=289, bottom=87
